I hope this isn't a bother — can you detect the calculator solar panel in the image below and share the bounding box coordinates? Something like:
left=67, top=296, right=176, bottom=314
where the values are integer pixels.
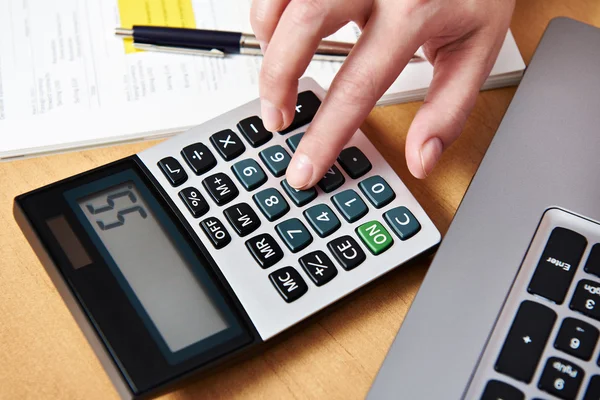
left=368, top=17, right=600, bottom=400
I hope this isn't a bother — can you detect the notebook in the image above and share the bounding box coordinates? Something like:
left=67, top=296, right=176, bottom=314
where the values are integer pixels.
left=0, top=0, right=525, bottom=161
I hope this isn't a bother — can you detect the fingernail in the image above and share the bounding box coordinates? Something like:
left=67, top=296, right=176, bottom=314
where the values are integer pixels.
left=287, top=153, right=313, bottom=189
left=419, top=137, right=443, bottom=177
left=259, top=40, right=267, bottom=54
left=261, top=99, right=283, bottom=132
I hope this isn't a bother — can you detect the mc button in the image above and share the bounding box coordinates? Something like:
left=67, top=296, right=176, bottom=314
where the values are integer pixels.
left=327, top=236, right=366, bottom=271
left=269, top=267, right=308, bottom=303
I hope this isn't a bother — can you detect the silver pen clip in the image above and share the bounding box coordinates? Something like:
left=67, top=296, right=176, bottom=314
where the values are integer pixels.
left=133, top=43, right=226, bottom=57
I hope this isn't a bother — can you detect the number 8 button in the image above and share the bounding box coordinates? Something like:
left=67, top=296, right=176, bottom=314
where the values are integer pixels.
left=253, top=188, right=289, bottom=221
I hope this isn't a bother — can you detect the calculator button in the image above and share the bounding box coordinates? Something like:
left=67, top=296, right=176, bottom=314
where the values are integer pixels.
left=570, top=279, right=600, bottom=321
left=299, top=250, right=338, bottom=286
left=494, top=300, right=556, bottom=383
left=481, top=380, right=524, bottom=400
left=528, top=227, right=587, bottom=304
left=276, top=218, right=313, bottom=253
left=303, top=204, right=340, bottom=238
left=210, top=129, right=245, bottom=161
left=223, top=203, right=261, bottom=237
left=279, top=91, right=321, bottom=134
left=281, top=179, right=317, bottom=207
left=538, top=357, right=584, bottom=400
left=317, top=165, right=345, bottom=193
left=384, top=206, right=421, bottom=240
left=178, top=187, right=209, bottom=218
left=231, top=159, right=267, bottom=191
left=202, top=173, right=239, bottom=206
left=245, top=233, right=284, bottom=269
left=200, top=217, right=231, bottom=249
left=332, top=189, right=368, bottom=223
left=260, top=145, right=291, bottom=177
left=554, top=317, right=599, bottom=361
left=356, top=221, right=393, bottom=255
left=269, top=266, right=308, bottom=303
left=584, top=243, right=600, bottom=278
left=237, top=116, right=273, bottom=147
left=584, top=376, right=600, bottom=400
left=181, top=143, right=216, bottom=175
left=286, top=132, right=305, bottom=152
left=337, top=147, right=372, bottom=179
left=158, top=157, right=187, bottom=187
left=253, top=188, right=289, bottom=222
left=359, top=175, right=395, bottom=208
left=327, top=236, right=366, bottom=271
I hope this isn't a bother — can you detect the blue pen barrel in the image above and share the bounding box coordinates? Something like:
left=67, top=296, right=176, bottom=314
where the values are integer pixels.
left=132, top=26, right=242, bottom=53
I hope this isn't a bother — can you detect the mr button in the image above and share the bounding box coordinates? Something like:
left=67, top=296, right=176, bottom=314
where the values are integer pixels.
left=269, top=266, right=308, bottom=303
left=328, top=236, right=366, bottom=271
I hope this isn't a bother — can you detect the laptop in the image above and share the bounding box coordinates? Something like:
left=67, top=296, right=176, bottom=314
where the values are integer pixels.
left=368, top=17, right=600, bottom=400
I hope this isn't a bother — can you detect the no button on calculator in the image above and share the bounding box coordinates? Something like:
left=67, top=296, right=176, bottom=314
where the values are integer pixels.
left=14, top=77, right=440, bottom=399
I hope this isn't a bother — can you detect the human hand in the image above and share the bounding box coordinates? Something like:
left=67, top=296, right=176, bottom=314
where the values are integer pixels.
left=250, top=0, right=515, bottom=188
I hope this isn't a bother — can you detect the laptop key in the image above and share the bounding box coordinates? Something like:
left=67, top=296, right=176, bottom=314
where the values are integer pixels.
left=554, top=317, right=599, bottom=361
left=527, top=227, right=587, bottom=304
left=584, top=375, right=600, bottom=400
left=570, top=279, right=600, bottom=321
left=480, top=380, right=524, bottom=400
left=494, top=300, right=556, bottom=383
left=538, top=357, right=584, bottom=400
left=584, top=243, right=600, bottom=278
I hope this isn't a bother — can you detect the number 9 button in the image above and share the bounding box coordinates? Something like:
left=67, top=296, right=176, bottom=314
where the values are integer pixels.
left=231, top=159, right=267, bottom=191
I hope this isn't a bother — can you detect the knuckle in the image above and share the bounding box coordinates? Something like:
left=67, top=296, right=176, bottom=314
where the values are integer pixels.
left=260, top=59, right=289, bottom=91
left=330, top=66, right=377, bottom=110
left=290, top=0, right=327, bottom=26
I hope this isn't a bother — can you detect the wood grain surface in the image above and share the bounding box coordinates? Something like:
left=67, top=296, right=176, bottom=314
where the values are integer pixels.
left=1, top=1, right=598, bottom=398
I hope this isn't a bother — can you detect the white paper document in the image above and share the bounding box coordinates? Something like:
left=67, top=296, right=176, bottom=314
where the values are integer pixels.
left=0, top=0, right=525, bottom=160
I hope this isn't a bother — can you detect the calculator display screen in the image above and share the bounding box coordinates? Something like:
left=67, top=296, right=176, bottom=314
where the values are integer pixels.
left=72, top=176, right=237, bottom=357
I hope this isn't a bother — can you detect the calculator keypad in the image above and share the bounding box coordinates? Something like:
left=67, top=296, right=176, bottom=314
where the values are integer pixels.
left=231, top=159, right=267, bottom=191
left=178, top=187, right=209, bottom=218
left=304, top=204, right=340, bottom=238
left=260, top=145, right=291, bottom=177
left=140, top=81, right=439, bottom=337
left=332, top=189, right=368, bottom=223
left=253, top=188, right=289, bottom=222
left=200, top=217, right=231, bottom=249
left=276, top=218, right=313, bottom=253
left=181, top=143, right=217, bottom=175
left=246, top=233, right=284, bottom=269
left=328, top=236, right=366, bottom=271
left=359, top=175, right=395, bottom=208
left=237, top=116, right=272, bottom=148
left=210, top=129, right=245, bottom=161
left=224, top=203, right=261, bottom=237
left=158, top=157, right=188, bottom=187
left=269, top=267, right=308, bottom=303
left=281, top=179, right=317, bottom=207
left=299, top=251, right=338, bottom=286
left=203, top=173, right=239, bottom=205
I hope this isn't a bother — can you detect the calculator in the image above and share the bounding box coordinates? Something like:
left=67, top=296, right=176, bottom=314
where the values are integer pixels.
left=14, top=77, right=440, bottom=399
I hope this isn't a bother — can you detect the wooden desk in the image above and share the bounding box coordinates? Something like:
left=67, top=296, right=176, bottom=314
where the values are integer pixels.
left=1, top=2, right=598, bottom=398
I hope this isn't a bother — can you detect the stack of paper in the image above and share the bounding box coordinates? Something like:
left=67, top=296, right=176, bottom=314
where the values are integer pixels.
left=0, top=0, right=525, bottom=161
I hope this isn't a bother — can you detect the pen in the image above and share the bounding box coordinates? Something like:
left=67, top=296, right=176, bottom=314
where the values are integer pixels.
left=115, top=25, right=425, bottom=62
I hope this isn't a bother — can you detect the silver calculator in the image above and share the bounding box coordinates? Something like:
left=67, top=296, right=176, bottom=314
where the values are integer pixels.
left=14, top=77, right=440, bottom=399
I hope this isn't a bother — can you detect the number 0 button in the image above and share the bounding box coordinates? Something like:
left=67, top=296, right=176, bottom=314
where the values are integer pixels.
left=359, top=175, right=395, bottom=208
left=276, top=218, right=312, bottom=253
left=260, top=145, right=291, bottom=177
left=253, top=188, right=289, bottom=221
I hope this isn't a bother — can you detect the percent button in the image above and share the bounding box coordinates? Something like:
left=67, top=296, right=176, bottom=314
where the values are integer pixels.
left=179, top=187, right=210, bottom=218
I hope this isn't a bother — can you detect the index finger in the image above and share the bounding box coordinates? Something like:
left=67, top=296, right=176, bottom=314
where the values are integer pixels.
left=250, top=0, right=290, bottom=49
left=286, top=9, right=428, bottom=189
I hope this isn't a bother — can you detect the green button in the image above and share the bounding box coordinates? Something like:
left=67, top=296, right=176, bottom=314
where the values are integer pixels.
left=356, top=220, right=393, bottom=255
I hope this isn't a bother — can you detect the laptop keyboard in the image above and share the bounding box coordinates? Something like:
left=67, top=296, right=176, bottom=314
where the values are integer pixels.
left=466, top=208, right=600, bottom=400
